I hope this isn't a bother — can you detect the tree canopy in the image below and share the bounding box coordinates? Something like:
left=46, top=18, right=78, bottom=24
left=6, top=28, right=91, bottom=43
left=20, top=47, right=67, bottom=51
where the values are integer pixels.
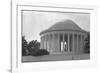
left=84, top=34, right=90, bottom=53
left=22, top=36, right=49, bottom=56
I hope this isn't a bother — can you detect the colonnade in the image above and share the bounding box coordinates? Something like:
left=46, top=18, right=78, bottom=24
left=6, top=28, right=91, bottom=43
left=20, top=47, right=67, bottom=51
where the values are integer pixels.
left=40, top=32, right=85, bottom=54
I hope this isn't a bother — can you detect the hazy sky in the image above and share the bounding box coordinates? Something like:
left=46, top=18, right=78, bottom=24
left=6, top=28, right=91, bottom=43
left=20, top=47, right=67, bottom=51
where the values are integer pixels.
left=22, top=11, right=90, bottom=42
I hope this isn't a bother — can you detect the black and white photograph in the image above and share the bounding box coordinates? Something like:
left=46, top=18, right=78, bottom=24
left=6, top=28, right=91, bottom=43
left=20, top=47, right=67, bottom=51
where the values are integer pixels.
left=8, top=0, right=98, bottom=73
left=22, top=10, right=90, bottom=62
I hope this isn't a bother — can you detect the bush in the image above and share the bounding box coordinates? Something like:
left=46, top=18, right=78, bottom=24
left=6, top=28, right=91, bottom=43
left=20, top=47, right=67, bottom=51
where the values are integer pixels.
left=32, top=49, right=49, bottom=56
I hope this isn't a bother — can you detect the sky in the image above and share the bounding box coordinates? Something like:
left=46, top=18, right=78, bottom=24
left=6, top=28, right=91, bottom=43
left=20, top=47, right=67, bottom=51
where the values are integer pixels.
left=22, top=11, right=90, bottom=42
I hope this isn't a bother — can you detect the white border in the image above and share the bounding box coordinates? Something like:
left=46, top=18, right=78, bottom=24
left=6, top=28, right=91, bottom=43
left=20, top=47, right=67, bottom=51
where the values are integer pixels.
left=11, top=1, right=97, bottom=73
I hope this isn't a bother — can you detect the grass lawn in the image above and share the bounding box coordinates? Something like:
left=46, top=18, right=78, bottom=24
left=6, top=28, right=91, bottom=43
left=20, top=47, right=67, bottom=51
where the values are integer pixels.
left=22, top=53, right=90, bottom=62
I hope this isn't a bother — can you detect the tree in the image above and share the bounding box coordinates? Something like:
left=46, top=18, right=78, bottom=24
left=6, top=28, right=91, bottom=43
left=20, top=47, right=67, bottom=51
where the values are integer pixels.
left=27, top=40, right=40, bottom=55
left=22, top=36, right=49, bottom=56
left=84, top=34, right=90, bottom=53
left=22, top=36, right=28, bottom=56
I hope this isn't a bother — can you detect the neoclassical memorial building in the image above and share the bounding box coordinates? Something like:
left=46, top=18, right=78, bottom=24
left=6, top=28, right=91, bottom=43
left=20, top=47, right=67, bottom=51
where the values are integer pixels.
left=40, top=20, right=88, bottom=55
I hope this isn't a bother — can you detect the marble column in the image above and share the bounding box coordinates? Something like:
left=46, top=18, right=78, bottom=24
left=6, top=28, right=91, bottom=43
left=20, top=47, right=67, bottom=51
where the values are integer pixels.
left=75, top=34, right=78, bottom=54
left=79, top=35, right=81, bottom=54
left=46, top=35, right=48, bottom=51
left=42, top=37, right=43, bottom=49
left=49, top=34, right=52, bottom=52
left=77, top=34, right=79, bottom=54
left=68, top=34, right=70, bottom=52
left=44, top=36, right=46, bottom=49
left=82, top=35, right=84, bottom=53
left=58, top=34, right=60, bottom=52
left=52, top=34, right=54, bottom=51
left=53, top=34, right=56, bottom=52
left=72, top=34, right=75, bottom=55
left=48, top=35, right=50, bottom=51
left=45, top=36, right=46, bottom=50
left=63, top=34, right=65, bottom=51
left=42, top=36, right=44, bottom=49
left=51, top=34, right=54, bottom=53
left=54, top=34, right=58, bottom=52
left=80, top=35, right=82, bottom=53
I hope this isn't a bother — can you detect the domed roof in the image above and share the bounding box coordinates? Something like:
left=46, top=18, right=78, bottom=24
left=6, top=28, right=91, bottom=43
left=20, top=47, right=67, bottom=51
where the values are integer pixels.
left=40, top=19, right=85, bottom=35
